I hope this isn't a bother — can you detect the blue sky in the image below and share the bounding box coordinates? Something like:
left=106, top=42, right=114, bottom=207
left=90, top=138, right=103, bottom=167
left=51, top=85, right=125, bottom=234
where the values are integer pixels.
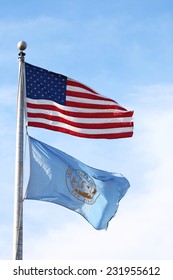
left=0, top=0, right=173, bottom=260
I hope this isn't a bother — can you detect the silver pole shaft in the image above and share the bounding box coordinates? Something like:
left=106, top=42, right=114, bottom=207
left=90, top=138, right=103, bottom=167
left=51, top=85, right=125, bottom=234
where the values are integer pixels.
left=13, top=42, right=27, bottom=260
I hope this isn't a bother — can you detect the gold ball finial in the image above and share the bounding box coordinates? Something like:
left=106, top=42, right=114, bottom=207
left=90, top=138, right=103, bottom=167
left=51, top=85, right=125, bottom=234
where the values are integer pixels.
left=17, top=41, right=27, bottom=51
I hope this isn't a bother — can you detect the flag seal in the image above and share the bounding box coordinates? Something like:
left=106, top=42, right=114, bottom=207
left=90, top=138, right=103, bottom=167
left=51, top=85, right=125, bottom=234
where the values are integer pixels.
left=66, top=167, right=99, bottom=204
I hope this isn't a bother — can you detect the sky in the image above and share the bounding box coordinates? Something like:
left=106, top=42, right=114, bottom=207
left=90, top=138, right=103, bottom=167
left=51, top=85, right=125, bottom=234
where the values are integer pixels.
left=0, top=0, right=173, bottom=260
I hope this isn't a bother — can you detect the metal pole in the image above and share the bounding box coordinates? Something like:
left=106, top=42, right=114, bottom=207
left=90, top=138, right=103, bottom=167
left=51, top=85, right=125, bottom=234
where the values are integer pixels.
left=13, top=41, right=27, bottom=260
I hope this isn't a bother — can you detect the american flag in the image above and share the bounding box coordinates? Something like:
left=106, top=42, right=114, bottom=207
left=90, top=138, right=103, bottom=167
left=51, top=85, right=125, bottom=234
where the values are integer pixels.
left=25, top=63, right=134, bottom=139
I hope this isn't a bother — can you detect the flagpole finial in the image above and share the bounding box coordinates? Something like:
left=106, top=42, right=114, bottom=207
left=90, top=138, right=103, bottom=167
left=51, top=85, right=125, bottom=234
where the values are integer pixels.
left=17, top=41, right=27, bottom=51
left=17, top=41, right=27, bottom=61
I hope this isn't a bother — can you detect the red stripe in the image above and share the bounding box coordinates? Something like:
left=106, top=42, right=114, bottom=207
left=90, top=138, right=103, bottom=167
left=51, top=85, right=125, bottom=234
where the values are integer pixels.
left=27, top=112, right=134, bottom=129
left=67, top=79, right=98, bottom=95
left=27, top=102, right=134, bottom=118
left=28, top=121, right=133, bottom=139
left=66, top=90, right=119, bottom=105
left=66, top=100, right=125, bottom=110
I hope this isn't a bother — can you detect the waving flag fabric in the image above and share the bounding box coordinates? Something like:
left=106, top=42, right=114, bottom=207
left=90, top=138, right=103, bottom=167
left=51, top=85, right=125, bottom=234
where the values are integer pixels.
left=25, top=63, right=134, bottom=139
left=25, top=136, right=130, bottom=230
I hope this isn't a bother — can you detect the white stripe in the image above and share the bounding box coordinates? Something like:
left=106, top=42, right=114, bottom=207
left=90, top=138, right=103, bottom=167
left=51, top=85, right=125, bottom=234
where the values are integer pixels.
left=26, top=98, right=127, bottom=113
left=27, top=107, right=133, bottom=124
left=67, top=85, right=97, bottom=95
left=67, top=85, right=119, bottom=104
left=66, top=95, right=117, bottom=106
left=27, top=117, right=133, bottom=135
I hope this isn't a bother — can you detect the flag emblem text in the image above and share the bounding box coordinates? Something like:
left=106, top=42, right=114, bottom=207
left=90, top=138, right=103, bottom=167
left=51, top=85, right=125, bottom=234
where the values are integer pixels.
left=66, top=167, right=99, bottom=204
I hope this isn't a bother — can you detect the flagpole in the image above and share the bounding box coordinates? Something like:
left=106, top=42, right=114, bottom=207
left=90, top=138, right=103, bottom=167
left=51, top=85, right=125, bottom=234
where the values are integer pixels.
left=13, top=41, right=27, bottom=260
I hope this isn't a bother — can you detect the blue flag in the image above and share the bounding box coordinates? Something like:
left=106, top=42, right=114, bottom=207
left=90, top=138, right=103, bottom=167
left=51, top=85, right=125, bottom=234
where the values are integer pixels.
left=25, top=136, right=130, bottom=230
